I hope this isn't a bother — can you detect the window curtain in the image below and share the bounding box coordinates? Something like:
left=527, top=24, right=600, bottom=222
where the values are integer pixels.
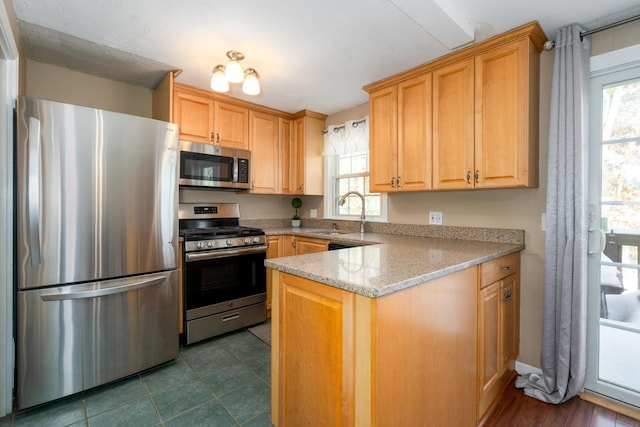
left=515, top=24, right=591, bottom=403
left=322, top=116, right=369, bottom=156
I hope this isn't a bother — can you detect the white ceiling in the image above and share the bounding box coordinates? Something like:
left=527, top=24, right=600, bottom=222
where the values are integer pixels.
left=10, top=0, right=640, bottom=115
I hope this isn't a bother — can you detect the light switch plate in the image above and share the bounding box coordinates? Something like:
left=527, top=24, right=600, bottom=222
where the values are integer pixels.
left=429, top=211, right=443, bottom=225
left=310, top=209, right=317, bottom=218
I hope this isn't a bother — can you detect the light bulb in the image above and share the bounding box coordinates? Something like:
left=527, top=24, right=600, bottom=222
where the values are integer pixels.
left=210, top=65, right=229, bottom=92
left=242, top=69, right=261, bottom=95
left=225, top=51, right=244, bottom=83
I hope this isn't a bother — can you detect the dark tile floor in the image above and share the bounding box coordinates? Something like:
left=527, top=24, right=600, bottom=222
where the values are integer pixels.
left=0, top=326, right=272, bottom=427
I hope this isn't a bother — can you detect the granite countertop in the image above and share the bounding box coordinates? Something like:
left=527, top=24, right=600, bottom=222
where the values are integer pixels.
left=263, top=228, right=524, bottom=298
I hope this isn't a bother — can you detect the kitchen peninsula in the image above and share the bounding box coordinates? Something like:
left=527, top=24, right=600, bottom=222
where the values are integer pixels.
left=265, top=229, right=523, bottom=426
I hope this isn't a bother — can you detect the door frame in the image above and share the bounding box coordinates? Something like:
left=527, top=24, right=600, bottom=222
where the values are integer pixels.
left=585, top=44, right=640, bottom=409
left=0, top=1, right=18, bottom=417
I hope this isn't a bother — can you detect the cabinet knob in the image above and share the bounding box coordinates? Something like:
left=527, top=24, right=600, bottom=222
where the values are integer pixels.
left=500, top=266, right=511, bottom=271
left=475, top=170, right=479, bottom=184
left=466, top=171, right=471, bottom=184
left=216, top=133, right=220, bottom=143
left=501, top=286, right=512, bottom=301
left=210, top=132, right=215, bottom=143
left=391, top=177, right=395, bottom=187
left=397, top=176, right=401, bottom=188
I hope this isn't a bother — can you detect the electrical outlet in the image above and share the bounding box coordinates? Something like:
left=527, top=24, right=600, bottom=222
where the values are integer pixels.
left=429, top=211, right=443, bottom=225
left=310, top=209, right=317, bottom=218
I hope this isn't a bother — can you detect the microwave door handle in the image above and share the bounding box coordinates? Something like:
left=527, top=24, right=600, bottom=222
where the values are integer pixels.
left=233, top=156, right=239, bottom=184
left=28, top=117, right=42, bottom=266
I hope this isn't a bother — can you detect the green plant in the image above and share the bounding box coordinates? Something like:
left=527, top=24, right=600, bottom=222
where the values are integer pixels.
left=291, top=197, right=302, bottom=220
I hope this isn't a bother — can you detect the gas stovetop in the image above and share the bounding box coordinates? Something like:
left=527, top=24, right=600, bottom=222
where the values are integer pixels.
left=179, top=226, right=264, bottom=241
left=178, top=203, right=266, bottom=252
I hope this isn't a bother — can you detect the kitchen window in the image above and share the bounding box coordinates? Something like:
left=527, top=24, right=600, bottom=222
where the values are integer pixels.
left=323, top=147, right=387, bottom=222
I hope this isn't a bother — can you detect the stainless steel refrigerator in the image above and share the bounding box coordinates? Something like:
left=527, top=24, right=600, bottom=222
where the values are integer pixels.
left=15, top=96, right=180, bottom=409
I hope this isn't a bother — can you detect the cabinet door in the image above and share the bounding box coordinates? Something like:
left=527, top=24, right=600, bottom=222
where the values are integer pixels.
left=249, top=111, right=280, bottom=193
left=281, top=235, right=295, bottom=257
left=213, top=101, right=249, bottom=150
left=475, top=39, right=533, bottom=188
left=432, top=58, right=475, bottom=190
left=266, top=235, right=283, bottom=315
left=173, top=91, right=214, bottom=144
left=295, top=237, right=328, bottom=255
left=369, top=86, right=398, bottom=192
left=500, top=273, right=519, bottom=367
left=397, top=73, right=432, bottom=191
left=279, top=118, right=294, bottom=194
left=278, top=273, right=355, bottom=426
left=478, top=270, right=520, bottom=419
left=479, top=279, right=501, bottom=410
left=293, top=118, right=305, bottom=194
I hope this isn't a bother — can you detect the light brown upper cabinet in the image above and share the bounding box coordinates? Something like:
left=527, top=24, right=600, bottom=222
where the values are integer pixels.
left=473, top=39, right=538, bottom=188
left=434, top=38, right=538, bottom=189
left=214, top=101, right=249, bottom=150
left=432, top=59, right=475, bottom=190
left=170, top=85, right=248, bottom=149
left=173, top=90, right=214, bottom=144
left=279, top=117, right=294, bottom=194
left=153, top=81, right=326, bottom=195
left=249, top=110, right=280, bottom=193
left=370, top=73, right=432, bottom=192
left=365, top=21, right=544, bottom=193
left=293, top=112, right=325, bottom=196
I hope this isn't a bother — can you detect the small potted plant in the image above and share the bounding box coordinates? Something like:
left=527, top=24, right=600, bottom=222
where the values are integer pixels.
left=291, top=197, right=302, bottom=227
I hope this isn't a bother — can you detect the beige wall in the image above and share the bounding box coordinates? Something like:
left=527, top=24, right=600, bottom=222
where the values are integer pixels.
left=25, top=60, right=152, bottom=117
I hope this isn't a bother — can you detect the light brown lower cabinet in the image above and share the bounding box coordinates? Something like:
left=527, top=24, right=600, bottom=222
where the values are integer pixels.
left=271, top=266, right=479, bottom=426
left=292, top=236, right=328, bottom=254
left=271, top=251, right=521, bottom=426
left=266, top=235, right=284, bottom=318
left=478, top=252, right=520, bottom=420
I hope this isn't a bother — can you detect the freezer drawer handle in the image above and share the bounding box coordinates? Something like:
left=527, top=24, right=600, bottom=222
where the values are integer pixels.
left=28, top=117, right=42, bottom=266
left=40, top=274, right=167, bottom=301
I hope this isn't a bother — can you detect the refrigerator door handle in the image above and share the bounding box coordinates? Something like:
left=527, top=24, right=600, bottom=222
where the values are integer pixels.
left=39, top=274, right=168, bottom=301
left=27, top=117, right=42, bottom=266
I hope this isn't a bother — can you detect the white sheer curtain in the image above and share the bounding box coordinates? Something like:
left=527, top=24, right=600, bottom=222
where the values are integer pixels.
left=515, top=24, right=591, bottom=404
left=322, top=116, right=369, bottom=156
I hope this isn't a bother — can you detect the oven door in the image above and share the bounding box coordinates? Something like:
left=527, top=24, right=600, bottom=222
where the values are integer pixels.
left=184, top=245, right=267, bottom=314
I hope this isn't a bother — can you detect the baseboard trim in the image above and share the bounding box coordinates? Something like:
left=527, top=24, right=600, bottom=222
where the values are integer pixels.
left=515, top=361, right=542, bottom=376
left=580, top=392, right=640, bottom=420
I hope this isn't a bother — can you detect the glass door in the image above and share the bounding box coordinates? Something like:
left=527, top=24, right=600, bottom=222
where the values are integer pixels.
left=586, top=64, right=640, bottom=408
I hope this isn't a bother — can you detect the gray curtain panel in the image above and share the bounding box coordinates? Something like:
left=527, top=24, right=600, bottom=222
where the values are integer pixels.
left=515, top=24, right=591, bottom=404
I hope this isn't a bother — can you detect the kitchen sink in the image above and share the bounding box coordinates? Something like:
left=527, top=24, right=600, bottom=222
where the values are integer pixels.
left=308, top=230, right=349, bottom=235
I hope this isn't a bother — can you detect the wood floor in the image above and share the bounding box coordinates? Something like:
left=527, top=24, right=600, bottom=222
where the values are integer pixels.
left=483, top=382, right=640, bottom=426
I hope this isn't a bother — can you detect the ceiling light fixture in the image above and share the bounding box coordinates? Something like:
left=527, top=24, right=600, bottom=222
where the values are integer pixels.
left=210, top=50, right=261, bottom=96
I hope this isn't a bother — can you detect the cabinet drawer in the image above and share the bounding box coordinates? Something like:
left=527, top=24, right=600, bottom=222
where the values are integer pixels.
left=481, top=252, right=520, bottom=288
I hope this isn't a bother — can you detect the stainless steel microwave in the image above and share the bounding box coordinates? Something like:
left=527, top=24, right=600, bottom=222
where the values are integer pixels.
left=179, top=140, right=250, bottom=190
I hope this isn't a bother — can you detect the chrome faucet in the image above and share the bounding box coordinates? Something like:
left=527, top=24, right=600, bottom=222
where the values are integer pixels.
left=338, top=191, right=366, bottom=233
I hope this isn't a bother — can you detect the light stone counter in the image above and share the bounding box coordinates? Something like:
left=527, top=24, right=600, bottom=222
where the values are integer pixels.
left=264, top=229, right=524, bottom=298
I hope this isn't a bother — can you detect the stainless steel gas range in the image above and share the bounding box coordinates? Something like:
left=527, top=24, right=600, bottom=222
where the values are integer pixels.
left=179, top=203, right=267, bottom=345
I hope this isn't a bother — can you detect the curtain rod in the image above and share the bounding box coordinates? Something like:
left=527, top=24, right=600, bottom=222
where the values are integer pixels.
left=581, top=14, right=640, bottom=39
left=321, top=118, right=367, bottom=135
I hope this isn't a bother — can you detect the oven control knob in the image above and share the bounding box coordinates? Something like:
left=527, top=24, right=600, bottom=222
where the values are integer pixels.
left=207, top=241, right=214, bottom=248
left=244, top=237, right=251, bottom=244
left=226, top=239, right=233, bottom=246
left=252, top=237, right=260, bottom=244
left=196, top=242, right=204, bottom=249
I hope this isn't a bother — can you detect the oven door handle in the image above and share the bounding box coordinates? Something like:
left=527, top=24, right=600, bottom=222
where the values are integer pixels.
left=185, top=245, right=268, bottom=262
